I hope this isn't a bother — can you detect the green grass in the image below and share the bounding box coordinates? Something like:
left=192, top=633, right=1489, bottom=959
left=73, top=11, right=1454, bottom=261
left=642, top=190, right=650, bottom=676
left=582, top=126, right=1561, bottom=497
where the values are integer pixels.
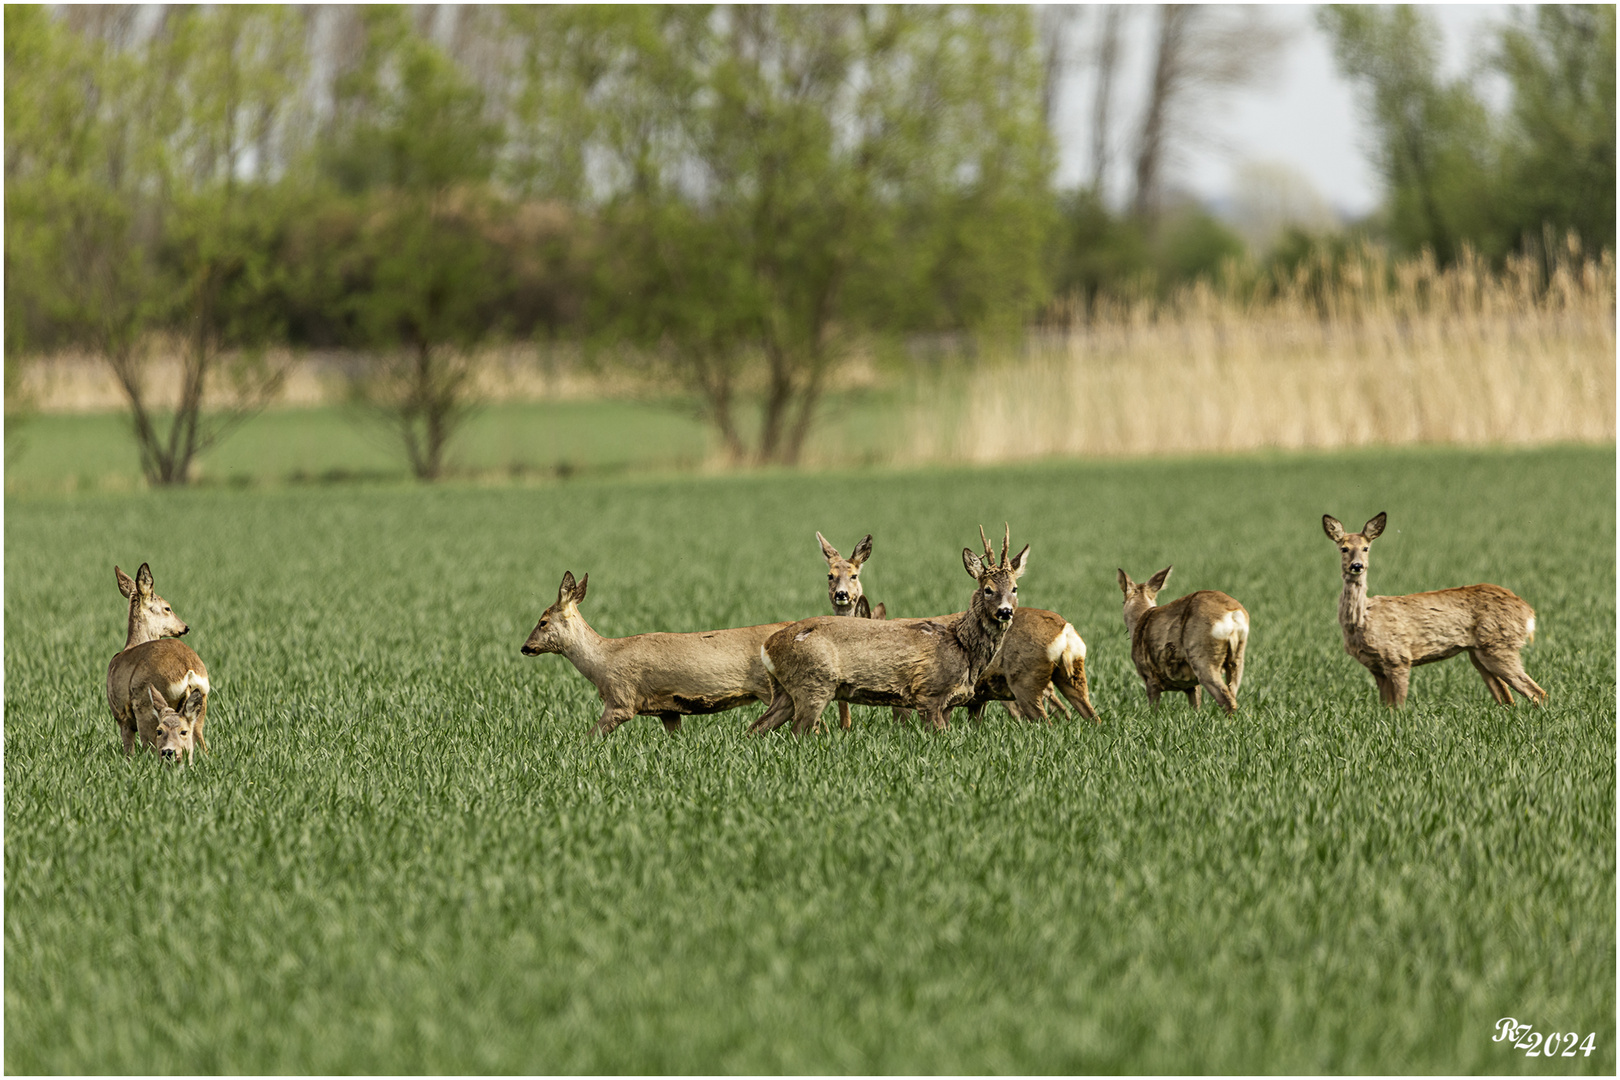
left=5, top=444, right=1614, bottom=1072
left=4, top=390, right=908, bottom=493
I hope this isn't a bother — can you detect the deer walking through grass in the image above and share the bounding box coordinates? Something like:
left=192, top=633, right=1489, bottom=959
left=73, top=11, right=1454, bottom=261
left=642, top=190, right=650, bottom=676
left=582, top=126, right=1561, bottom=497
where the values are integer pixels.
left=107, top=563, right=212, bottom=757
left=1118, top=566, right=1248, bottom=713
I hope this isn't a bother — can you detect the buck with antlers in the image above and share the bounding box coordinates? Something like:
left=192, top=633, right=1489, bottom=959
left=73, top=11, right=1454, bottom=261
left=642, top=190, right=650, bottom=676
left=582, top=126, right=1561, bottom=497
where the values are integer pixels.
left=521, top=571, right=791, bottom=736
left=1117, top=566, right=1248, bottom=713
left=1323, top=512, right=1545, bottom=707
left=107, top=563, right=212, bottom=757
left=751, top=526, right=1028, bottom=736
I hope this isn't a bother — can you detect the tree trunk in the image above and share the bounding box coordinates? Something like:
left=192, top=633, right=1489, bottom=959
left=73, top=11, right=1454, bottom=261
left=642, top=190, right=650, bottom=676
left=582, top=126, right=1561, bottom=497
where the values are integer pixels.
left=1091, top=6, right=1123, bottom=195
left=1133, top=4, right=1187, bottom=223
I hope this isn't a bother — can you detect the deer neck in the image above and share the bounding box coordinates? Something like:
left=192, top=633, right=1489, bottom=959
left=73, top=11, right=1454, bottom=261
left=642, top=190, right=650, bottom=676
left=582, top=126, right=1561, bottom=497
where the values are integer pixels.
left=1339, top=575, right=1369, bottom=633
left=954, top=604, right=1010, bottom=682
left=124, top=605, right=157, bottom=650
left=1121, top=598, right=1154, bottom=637
left=557, top=614, right=614, bottom=686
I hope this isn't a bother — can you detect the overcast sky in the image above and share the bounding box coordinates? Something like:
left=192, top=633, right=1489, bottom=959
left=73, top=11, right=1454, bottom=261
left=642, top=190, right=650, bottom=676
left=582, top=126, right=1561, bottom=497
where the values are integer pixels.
left=1048, top=4, right=1515, bottom=220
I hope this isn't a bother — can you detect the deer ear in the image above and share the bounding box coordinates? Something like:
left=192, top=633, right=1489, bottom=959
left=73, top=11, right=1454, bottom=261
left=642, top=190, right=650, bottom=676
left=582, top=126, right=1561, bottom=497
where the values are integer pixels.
left=871, top=602, right=886, bottom=621
left=850, top=534, right=873, bottom=568
left=1008, top=544, right=1030, bottom=579
left=116, top=566, right=137, bottom=599
left=816, top=532, right=839, bottom=563
left=854, top=596, right=871, bottom=619
left=1322, top=515, right=1346, bottom=542
left=1146, top=565, right=1173, bottom=594
left=147, top=685, right=167, bottom=710
left=136, top=563, right=154, bottom=597
left=1363, top=512, right=1386, bottom=541
left=557, top=571, right=577, bottom=605
left=963, top=548, right=985, bottom=579
left=1117, top=568, right=1132, bottom=594
left=573, top=573, right=588, bottom=606
left=182, top=688, right=205, bottom=719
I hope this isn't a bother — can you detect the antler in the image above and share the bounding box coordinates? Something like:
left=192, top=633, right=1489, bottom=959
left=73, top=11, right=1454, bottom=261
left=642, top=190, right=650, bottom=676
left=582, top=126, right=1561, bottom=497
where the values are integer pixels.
left=978, top=525, right=996, bottom=563
left=1000, top=523, right=1010, bottom=568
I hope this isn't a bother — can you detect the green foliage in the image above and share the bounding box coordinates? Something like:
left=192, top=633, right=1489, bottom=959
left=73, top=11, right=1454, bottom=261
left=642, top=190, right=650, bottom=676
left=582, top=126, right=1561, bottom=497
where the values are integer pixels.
left=1049, top=190, right=1246, bottom=310
left=544, top=5, right=1054, bottom=463
left=5, top=446, right=1614, bottom=1071
left=1322, top=4, right=1616, bottom=262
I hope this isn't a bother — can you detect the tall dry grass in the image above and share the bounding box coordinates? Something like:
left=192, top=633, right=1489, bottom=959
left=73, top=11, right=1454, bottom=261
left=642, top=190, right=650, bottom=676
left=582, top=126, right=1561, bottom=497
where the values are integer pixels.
left=896, top=241, right=1616, bottom=464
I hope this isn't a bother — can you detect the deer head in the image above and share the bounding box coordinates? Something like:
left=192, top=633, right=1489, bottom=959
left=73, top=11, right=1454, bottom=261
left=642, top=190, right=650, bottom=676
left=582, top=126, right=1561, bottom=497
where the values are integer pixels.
left=1322, top=512, right=1386, bottom=583
left=963, top=524, right=1028, bottom=628
left=817, top=532, right=871, bottom=613
left=522, top=571, right=590, bottom=656
left=116, top=563, right=189, bottom=642
left=147, top=685, right=201, bottom=763
left=1118, top=566, right=1173, bottom=633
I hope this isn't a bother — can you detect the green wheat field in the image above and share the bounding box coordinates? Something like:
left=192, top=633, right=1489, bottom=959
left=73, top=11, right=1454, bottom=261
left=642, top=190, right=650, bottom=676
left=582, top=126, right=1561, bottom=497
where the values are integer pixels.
left=5, top=438, right=1614, bottom=1073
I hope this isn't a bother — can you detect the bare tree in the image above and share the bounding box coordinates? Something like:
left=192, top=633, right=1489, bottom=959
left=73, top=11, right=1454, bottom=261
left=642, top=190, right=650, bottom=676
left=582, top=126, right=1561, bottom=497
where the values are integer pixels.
left=1090, top=5, right=1125, bottom=197
left=1131, top=5, right=1290, bottom=222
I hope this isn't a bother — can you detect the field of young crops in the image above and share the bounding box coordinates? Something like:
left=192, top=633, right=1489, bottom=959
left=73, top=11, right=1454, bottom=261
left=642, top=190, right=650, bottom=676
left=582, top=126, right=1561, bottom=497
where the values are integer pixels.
left=4, top=444, right=1614, bottom=1072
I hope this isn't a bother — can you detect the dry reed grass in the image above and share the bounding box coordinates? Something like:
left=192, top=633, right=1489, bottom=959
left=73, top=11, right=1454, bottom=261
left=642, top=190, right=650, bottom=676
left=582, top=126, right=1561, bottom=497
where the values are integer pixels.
left=895, top=242, right=1616, bottom=464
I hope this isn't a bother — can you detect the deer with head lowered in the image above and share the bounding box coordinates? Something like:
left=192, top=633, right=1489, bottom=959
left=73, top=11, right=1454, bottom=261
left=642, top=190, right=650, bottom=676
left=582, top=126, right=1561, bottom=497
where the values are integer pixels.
left=521, top=571, right=791, bottom=736
left=816, top=531, right=889, bottom=730
left=138, top=684, right=204, bottom=764
left=751, top=526, right=1027, bottom=736
left=1323, top=512, right=1545, bottom=707
left=1118, top=566, right=1248, bottom=713
left=107, top=563, right=212, bottom=757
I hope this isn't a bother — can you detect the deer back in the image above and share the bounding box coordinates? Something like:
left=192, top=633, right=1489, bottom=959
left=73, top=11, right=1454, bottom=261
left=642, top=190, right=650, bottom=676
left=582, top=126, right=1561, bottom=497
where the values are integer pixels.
left=1362, top=584, right=1533, bottom=663
left=109, top=639, right=209, bottom=724
left=1133, top=590, right=1247, bottom=682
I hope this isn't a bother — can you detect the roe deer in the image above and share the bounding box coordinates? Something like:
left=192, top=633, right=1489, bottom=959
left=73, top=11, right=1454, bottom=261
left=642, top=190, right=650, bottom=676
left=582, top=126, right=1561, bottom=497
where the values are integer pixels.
left=138, top=684, right=203, bottom=764
left=107, top=563, right=212, bottom=756
left=521, top=571, right=790, bottom=736
left=818, top=531, right=879, bottom=731
left=1323, top=512, right=1545, bottom=707
left=1118, top=566, right=1248, bottom=713
left=750, top=526, right=1028, bottom=735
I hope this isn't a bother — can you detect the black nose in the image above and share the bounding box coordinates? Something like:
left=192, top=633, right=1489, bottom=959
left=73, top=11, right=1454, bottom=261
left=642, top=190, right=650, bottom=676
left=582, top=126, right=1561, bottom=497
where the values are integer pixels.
left=1350, top=563, right=1364, bottom=573
left=161, top=749, right=177, bottom=760
left=996, top=606, right=1014, bottom=621
left=833, top=591, right=849, bottom=604
left=177, top=625, right=189, bottom=636
left=521, top=644, right=539, bottom=656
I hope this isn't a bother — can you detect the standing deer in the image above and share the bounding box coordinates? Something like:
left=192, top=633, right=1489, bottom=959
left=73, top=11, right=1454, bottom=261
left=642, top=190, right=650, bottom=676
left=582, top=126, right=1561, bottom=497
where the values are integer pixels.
left=107, top=563, right=212, bottom=757
left=1118, top=566, right=1248, bottom=713
left=1323, top=512, right=1545, bottom=707
left=751, top=526, right=1028, bottom=736
left=521, top=571, right=791, bottom=736
left=818, top=531, right=878, bottom=731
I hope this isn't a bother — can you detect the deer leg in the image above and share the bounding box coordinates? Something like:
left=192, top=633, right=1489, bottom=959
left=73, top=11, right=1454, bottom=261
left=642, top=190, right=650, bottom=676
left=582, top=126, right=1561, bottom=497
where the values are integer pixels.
left=1184, top=685, right=1202, bottom=709
left=998, top=700, right=1024, bottom=721
left=1386, top=666, right=1411, bottom=707
left=790, top=690, right=835, bottom=737
left=1042, top=684, right=1072, bottom=718
left=1467, top=651, right=1513, bottom=705
left=836, top=700, right=852, bottom=731
left=919, top=700, right=949, bottom=732
left=590, top=704, right=636, bottom=737
left=1225, top=646, right=1245, bottom=699
left=1477, top=649, right=1548, bottom=705
left=749, top=690, right=795, bottom=734
left=194, top=697, right=210, bottom=754
left=659, top=713, right=683, bottom=734
left=1010, top=674, right=1051, bottom=723
left=117, top=713, right=138, bottom=755
left=1052, top=664, right=1099, bottom=722
left=1142, top=678, right=1163, bottom=710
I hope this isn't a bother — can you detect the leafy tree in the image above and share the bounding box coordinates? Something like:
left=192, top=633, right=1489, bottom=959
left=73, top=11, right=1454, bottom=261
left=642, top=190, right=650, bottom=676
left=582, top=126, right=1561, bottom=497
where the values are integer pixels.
left=321, top=6, right=505, bottom=481
left=517, top=5, right=1054, bottom=465
left=1494, top=5, right=1616, bottom=258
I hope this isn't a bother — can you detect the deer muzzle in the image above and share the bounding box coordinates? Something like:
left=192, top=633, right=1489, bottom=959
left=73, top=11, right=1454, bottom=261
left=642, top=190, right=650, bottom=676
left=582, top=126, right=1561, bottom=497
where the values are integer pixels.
left=832, top=590, right=850, bottom=606
left=995, top=605, right=1015, bottom=623
left=521, top=642, right=542, bottom=656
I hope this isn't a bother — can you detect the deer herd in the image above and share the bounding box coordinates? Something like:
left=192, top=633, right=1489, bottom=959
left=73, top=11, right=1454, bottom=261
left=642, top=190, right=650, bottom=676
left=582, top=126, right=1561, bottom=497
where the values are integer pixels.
left=108, top=511, right=1547, bottom=760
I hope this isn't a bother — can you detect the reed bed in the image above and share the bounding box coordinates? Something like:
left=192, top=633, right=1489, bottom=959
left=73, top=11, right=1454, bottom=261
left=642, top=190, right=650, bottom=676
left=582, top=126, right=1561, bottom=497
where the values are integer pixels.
left=896, top=244, right=1616, bottom=465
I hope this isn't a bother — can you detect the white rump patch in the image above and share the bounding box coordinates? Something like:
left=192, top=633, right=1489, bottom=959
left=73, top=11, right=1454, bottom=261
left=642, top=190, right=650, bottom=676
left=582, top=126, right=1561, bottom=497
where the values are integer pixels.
left=760, top=645, right=776, bottom=675
left=1209, top=611, right=1247, bottom=642
left=795, top=629, right=814, bottom=642
left=172, top=670, right=210, bottom=698
left=1526, top=616, right=1536, bottom=643
left=1047, top=624, right=1086, bottom=664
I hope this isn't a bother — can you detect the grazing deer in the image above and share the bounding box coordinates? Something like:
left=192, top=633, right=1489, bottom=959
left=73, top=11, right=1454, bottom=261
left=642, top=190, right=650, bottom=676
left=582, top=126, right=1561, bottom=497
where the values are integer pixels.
left=521, top=571, right=791, bottom=736
left=751, top=526, right=1028, bottom=736
left=137, top=684, right=203, bottom=764
left=1323, top=512, right=1545, bottom=707
left=817, top=531, right=892, bottom=730
left=1118, top=566, right=1248, bottom=713
left=107, top=564, right=212, bottom=757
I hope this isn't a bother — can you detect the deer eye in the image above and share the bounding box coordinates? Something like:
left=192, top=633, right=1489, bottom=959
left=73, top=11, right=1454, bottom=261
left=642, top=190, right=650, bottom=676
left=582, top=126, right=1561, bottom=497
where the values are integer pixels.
left=1340, top=547, right=1348, bottom=553
left=827, top=574, right=834, bottom=580
left=850, top=573, right=857, bottom=580
left=1011, top=586, right=1017, bottom=594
